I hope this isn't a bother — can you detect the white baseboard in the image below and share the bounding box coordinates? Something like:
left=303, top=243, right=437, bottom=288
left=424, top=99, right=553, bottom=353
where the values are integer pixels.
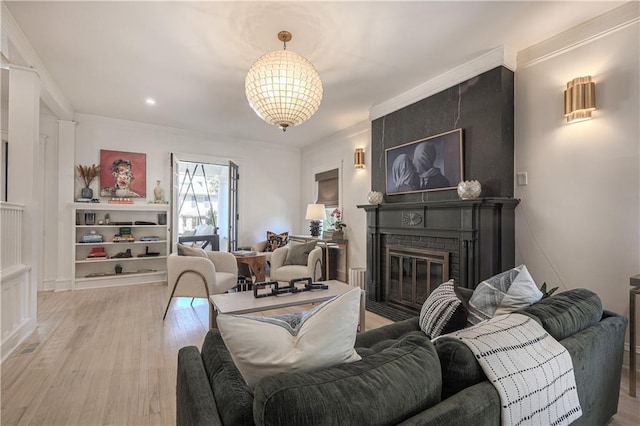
left=1, top=317, right=36, bottom=363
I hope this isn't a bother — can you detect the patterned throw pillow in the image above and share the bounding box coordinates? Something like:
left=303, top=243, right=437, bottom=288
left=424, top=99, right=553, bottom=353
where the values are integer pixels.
left=467, top=264, right=543, bottom=325
left=419, top=280, right=468, bottom=338
left=265, top=231, right=289, bottom=252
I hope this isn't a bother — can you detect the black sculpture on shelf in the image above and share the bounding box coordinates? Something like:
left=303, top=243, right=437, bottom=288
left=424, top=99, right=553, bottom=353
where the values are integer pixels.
left=113, top=249, right=132, bottom=258
left=137, top=246, right=160, bottom=257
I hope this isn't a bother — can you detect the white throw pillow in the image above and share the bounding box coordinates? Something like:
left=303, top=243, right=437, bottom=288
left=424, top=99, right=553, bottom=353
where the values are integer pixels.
left=217, top=287, right=362, bottom=389
left=467, top=265, right=543, bottom=325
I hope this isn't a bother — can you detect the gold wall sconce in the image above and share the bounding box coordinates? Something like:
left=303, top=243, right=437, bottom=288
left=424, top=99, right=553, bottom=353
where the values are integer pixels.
left=354, top=148, right=365, bottom=169
left=564, top=76, right=595, bottom=123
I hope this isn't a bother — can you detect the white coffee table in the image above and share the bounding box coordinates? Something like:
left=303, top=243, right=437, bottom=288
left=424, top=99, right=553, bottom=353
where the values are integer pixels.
left=209, top=280, right=366, bottom=331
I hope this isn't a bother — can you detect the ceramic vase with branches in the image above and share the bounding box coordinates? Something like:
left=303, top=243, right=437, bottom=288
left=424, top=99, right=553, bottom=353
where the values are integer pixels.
left=76, top=164, right=100, bottom=199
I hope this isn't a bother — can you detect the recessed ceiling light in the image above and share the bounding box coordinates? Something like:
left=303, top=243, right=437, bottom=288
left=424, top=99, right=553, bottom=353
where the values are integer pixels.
left=145, top=98, right=156, bottom=105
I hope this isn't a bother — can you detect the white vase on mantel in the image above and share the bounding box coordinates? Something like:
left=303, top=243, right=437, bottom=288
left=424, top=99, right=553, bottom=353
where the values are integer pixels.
left=457, top=180, right=482, bottom=199
left=367, top=191, right=383, bottom=204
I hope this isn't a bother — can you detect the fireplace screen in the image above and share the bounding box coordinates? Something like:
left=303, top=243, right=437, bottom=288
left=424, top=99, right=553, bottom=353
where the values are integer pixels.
left=386, top=246, right=449, bottom=311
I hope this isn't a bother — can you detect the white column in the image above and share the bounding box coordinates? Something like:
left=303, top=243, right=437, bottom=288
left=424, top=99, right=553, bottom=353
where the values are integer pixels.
left=55, top=120, right=76, bottom=291
left=7, top=65, right=40, bottom=330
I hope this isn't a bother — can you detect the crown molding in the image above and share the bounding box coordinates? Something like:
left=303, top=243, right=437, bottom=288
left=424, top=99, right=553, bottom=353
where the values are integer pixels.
left=1, top=3, right=74, bottom=120
left=517, top=1, right=640, bottom=69
left=369, top=46, right=513, bottom=121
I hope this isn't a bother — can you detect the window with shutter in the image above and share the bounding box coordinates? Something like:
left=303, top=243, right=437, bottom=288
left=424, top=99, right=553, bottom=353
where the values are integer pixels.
left=315, top=169, right=339, bottom=207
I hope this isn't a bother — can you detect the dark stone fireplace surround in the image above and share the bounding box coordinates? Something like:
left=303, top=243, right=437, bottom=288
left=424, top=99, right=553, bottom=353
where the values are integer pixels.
left=358, top=198, right=519, bottom=315
left=362, top=65, right=517, bottom=316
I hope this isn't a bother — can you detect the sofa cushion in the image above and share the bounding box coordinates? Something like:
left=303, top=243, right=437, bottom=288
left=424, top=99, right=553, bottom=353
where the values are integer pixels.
left=283, top=240, right=317, bottom=266
left=467, top=264, right=542, bottom=325
left=265, top=231, right=289, bottom=252
left=177, top=243, right=207, bottom=257
left=355, top=317, right=423, bottom=357
left=200, top=330, right=254, bottom=426
left=419, top=280, right=468, bottom=338
left=519, top=288, right=603, bottom=341
left=217, top=287, right=361, bottom=389
left=433, top=336, right=487, bottom=400
left=253, top=334, right=442, bottom=426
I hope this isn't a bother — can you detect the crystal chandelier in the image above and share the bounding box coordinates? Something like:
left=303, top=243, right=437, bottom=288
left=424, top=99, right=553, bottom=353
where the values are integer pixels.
left=245, top=31, right=323, bottom=132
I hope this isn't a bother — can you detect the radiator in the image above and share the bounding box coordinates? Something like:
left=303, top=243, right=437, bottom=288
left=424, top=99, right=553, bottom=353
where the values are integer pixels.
left=349, top=267, right=366, bottom=290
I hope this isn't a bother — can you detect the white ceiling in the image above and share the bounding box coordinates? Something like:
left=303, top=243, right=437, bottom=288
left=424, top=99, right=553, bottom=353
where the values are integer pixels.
left=4, top=1, right=624, bottom=147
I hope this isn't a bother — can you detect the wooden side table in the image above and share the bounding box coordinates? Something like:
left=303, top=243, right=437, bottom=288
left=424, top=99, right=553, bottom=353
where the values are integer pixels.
left=234, top=254, right=266, bottom=283
left=630, top=274, right=640, bottom=397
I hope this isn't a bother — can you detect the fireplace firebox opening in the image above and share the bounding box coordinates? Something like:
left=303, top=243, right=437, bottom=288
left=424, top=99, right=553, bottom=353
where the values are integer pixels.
left=386, top=245, right=449, bottom=312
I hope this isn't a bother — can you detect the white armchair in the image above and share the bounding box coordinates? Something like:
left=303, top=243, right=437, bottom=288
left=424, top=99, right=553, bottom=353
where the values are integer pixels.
left=270, top=245, right=323, bottom=283
left=163, top=251, right=238, bottom=327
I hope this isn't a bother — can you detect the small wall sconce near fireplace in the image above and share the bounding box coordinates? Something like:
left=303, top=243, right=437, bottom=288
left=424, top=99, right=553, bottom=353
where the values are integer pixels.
left=354, top=148, right=365, bottom=169
left=564, top=76, right=595, bottom=123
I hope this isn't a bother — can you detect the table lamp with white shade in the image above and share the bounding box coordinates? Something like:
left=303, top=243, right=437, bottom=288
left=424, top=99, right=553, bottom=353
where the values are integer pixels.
left=305, top=203, right=325, bottom=237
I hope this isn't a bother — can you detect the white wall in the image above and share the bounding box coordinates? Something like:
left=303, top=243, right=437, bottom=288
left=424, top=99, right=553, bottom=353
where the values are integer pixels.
left=301, top=121, right=371, bottom=278
left=68, top=113, right=302, bottom=269
left=515, top=21, right=639, bottom=344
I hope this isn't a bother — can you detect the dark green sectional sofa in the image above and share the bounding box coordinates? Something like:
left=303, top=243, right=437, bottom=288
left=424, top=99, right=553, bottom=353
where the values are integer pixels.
left=176, top=288, right=627, bottom=425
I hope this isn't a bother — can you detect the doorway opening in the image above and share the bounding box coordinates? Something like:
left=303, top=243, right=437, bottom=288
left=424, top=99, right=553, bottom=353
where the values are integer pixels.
left=174, top=160, right=230, bottom=251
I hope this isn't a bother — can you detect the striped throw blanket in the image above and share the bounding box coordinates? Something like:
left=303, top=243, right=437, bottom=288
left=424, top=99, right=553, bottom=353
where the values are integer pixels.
left=442, top=314, right=582, bottom=426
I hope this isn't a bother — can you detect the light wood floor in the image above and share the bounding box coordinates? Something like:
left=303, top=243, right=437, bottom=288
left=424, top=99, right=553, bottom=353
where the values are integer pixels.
left=1, top=283, right=638, bottom=425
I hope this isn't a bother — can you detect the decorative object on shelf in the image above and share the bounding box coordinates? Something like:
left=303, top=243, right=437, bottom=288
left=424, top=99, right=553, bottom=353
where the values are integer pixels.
left=76, top=163, right=100, bottom=199
left=115, top=264, right=123, bottom=274
left=457, top=180, right=482, bottom=199
left=158, top=213, right=167, bottom=225
left=367, top=191, right=383, bottom=205
left=385, top=129, right=462, bottom=195
left=104, top=213, right=110, bottom=225
left=305, top=203, right=325, bottom=237
left=153, top=180, right=165, bottom=202
left=113, top=227, right=134, bottom=242
left=113, top=249, right=133, bottom=258
left=80, top=230, right=103, bottom=243
left=99, top=149, right=147, bottom=198
left=84, top=211, right=96, bottom=225
left=108, top=197, right=133, bottom=204
left=245, top=30, right=323, bottom=132
left=564, top=76, right=595, bottom=123
left=87, top=247, right=107, bottom=259
left=354, top=148, right=365, bottom=169
left=138, top=246, right=160, bottom=257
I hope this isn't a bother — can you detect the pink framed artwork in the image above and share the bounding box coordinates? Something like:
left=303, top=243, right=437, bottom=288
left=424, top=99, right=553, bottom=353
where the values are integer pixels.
left=99, top=149, right=146, bottom=198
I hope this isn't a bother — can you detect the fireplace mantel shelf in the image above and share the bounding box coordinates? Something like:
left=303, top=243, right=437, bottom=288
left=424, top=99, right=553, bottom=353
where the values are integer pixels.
left=357, top=197, right=519, bottom=211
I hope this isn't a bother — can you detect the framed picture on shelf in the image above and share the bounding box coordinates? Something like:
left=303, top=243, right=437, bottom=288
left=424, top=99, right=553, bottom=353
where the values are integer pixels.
left=385, top=129, right=462, bottom=195
left=99, top=149, right=147, bottom=198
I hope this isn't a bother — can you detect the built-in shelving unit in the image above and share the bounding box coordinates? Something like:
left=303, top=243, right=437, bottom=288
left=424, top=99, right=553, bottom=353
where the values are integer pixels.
left=71, top=203, right=170, bottom=290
